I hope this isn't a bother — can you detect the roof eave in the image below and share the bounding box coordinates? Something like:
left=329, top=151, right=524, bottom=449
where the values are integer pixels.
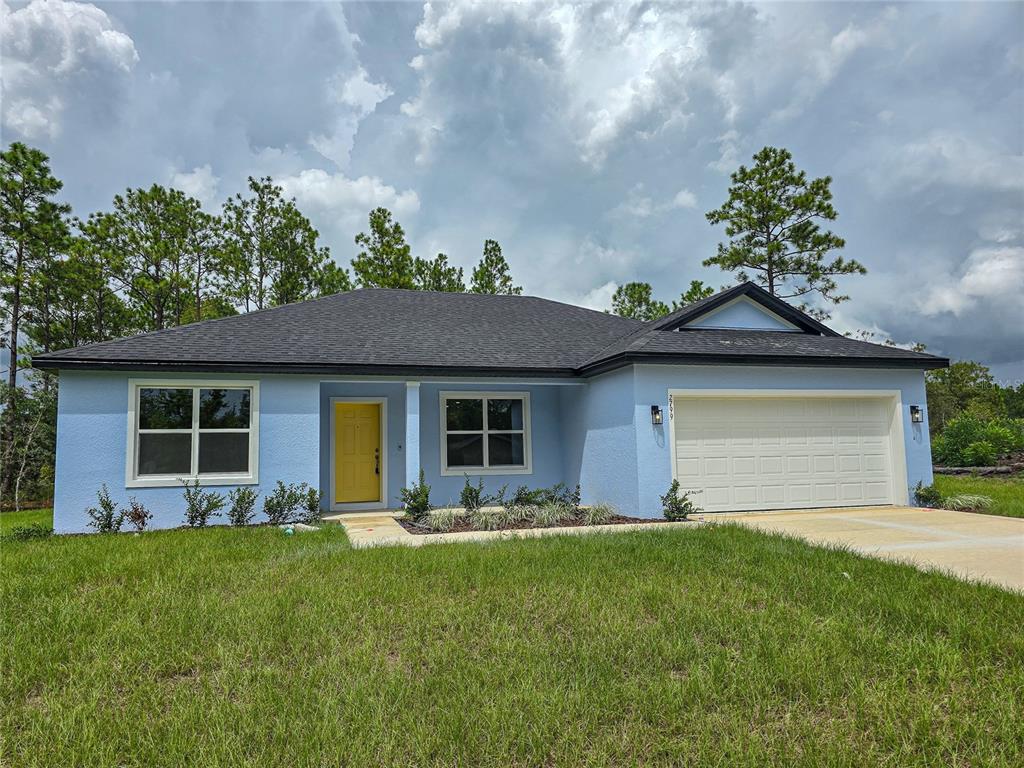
left=30, top=357, right=582, bottom=379
left=578, top=351, right=950, bottom=377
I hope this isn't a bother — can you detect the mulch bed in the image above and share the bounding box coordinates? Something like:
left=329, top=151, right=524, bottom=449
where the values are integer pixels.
left=397, top=514, right=673, bottom=536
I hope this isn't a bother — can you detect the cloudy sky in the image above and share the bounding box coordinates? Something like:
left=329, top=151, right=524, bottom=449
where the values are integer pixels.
left=2, top=0, right=1022, bottom=380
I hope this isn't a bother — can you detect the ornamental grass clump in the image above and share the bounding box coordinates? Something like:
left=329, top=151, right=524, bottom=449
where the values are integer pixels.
left=942, top=494, right=994, bottom=512
left=182, top=479, right=226, bottom=528
left=530, top=502, right=566, bottom=528
left=468, top=505, right=502, bottom=531
left=580, top=502, right=615, bottom=526
left=427, top=507, right=457, bottom=533
left=497, top=504, right=532, bottom=527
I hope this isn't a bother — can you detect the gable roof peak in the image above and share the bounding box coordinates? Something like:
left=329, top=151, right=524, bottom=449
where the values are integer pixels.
left=648, top=281, right=839, bottom=337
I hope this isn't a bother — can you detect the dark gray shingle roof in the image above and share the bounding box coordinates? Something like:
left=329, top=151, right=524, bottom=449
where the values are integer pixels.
left=33, top=284, right=948, bottom=376
left=579, top=327, right=945, bottom=374
left=32, top=289, right=643, bottom=376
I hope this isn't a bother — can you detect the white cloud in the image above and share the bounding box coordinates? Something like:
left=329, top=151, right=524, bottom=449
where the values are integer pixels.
left=919, top=246, right=1024, bottom=317
left=578, top=281, right=618, bottom=311
left=310, top=66, right=393, bottom=167
left=884, top=132, right=1024, bottom=193
left=277, top=168, right=420, bottom=229
left=1, top=0, right=138, bottom=139
left=609, top=184, right=696, bottom=219
left=169, top=164, right=219, bottom=208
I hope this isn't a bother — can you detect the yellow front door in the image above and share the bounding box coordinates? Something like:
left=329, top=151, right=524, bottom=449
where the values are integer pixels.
left=334, top=402, right=381, bottom=504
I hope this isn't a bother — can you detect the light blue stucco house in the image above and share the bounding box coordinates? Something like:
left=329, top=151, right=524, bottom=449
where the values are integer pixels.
left=33, top=283, right=948, bottom=533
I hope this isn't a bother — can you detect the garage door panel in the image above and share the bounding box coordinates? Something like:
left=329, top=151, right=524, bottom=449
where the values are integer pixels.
left=787, top=456, right=810, bottom=474
left=813, top=455, right=836, bottom=473
left=673, top=396, right=896, bottom=512
left=863, top=454, right=887, bottom=472
left=733, top=456, right=756, bottom=475
left=838, top=455, right=862, bottom=473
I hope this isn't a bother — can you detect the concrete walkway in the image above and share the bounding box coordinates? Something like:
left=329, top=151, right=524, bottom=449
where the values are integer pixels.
left=718, top=506, right=1024, bottom=592
left=325, top=511, right=694, bottom=549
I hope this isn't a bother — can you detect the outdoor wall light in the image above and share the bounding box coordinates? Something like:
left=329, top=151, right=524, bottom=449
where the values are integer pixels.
left=910, top=405, right=924, bottom=424
left=651, top=405, right=663, bottom=425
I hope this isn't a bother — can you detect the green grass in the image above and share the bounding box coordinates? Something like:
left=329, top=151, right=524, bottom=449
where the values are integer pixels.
left=2, top=525, right=1022, bottom=767
left=934, top=473, right=1024, bottom=518
left=0, top=507, right=53, bottom=534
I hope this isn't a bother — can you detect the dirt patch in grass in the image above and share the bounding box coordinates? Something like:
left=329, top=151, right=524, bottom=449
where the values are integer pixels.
left=396, top=514, right=673, bottom=535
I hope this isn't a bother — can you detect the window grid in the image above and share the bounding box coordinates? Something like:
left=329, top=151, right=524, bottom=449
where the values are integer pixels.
left=133, top=385, right=254, bottom=481
left=441, top=393, right=530, bottom=473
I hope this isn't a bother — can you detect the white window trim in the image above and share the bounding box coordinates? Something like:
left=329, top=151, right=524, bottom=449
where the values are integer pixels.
left=439, top=391, right=532, bottom=476
left=125, top=378, right=260, bottom=488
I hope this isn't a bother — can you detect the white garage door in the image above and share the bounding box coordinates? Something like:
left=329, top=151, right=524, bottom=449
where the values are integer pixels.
left=671, top=395, right=898, bottom=513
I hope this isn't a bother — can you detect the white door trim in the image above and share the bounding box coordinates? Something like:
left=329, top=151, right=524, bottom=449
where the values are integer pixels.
left=329, top=396, right=388, bottom=512
left=667, top=388, right=909, bottom=509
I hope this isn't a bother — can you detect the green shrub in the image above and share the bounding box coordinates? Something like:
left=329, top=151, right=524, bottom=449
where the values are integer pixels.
left=459, top=475, right=489, bottom=512
left=934, top=415, right=1024, bottom=465
left=661, top=480, right=701, bottom=521
left=263, top=481, right=304, bottom=525
left=298, top=484, right=322, bottom=524
left=124, top=497, right=153, bottom=531
left=86, top=484, right=123, bottom=533
left=580, top=502, right=615, bottom=526
left=541, top=483, right=581, bottom=510
left=962, top=441, right=997, bottom=467
left=511, top=485, right=546, bottom=506
left=182, top=479, right=226, bottom=527
left=491, top=483, right=510, bottom=508
left=400, top=470, right=431, bottom=523
left=943, top=494, right=994, bottom=512
left=2, top=523, right=53, bottom=541
left=913, top=482, right=944, bottom=507
left=227, top=487, right=258, bottom=526
left=980, top=424, right=1018, bottom=456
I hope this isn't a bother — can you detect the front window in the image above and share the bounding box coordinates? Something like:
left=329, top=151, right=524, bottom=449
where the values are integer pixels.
left=441, top=392, right=531, bottom=475
left=129, top=380, right=258, bottom=486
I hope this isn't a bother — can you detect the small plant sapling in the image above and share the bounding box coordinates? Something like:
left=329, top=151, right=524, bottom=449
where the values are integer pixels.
left=263, top=481, right=303, bottom=525
left=913, top=482, right=943, bottom=508
left=399, top=470, right=432, bottom=523
left=227, top=487, right=258, bottom=526
left=298, top=485, right=322, bottom=525
left=86, top=484, right=124, bottom=533
left=459, top=475, right=489, bottom=512
left=124, top=497, right=153, bottom=532
left=660, top=480, right=701, bottom=521
left=182, top=479, right=226, bottom=528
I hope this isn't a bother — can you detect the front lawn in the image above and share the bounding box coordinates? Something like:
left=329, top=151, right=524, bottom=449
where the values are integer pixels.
left=2, top=525, right=1021, bottom=767
left=934, top=473, right=1024, bottom=518
left=0, top=507, right=52, bottom=534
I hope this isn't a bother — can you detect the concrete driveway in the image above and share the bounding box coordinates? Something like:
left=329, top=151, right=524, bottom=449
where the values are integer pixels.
left=717, top=506, right=1024, bottom=592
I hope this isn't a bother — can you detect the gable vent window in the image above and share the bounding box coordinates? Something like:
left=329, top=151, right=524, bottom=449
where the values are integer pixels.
left=127, top=380, right=259, bottom=487
left=440, top=392, right=532, bottom=476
